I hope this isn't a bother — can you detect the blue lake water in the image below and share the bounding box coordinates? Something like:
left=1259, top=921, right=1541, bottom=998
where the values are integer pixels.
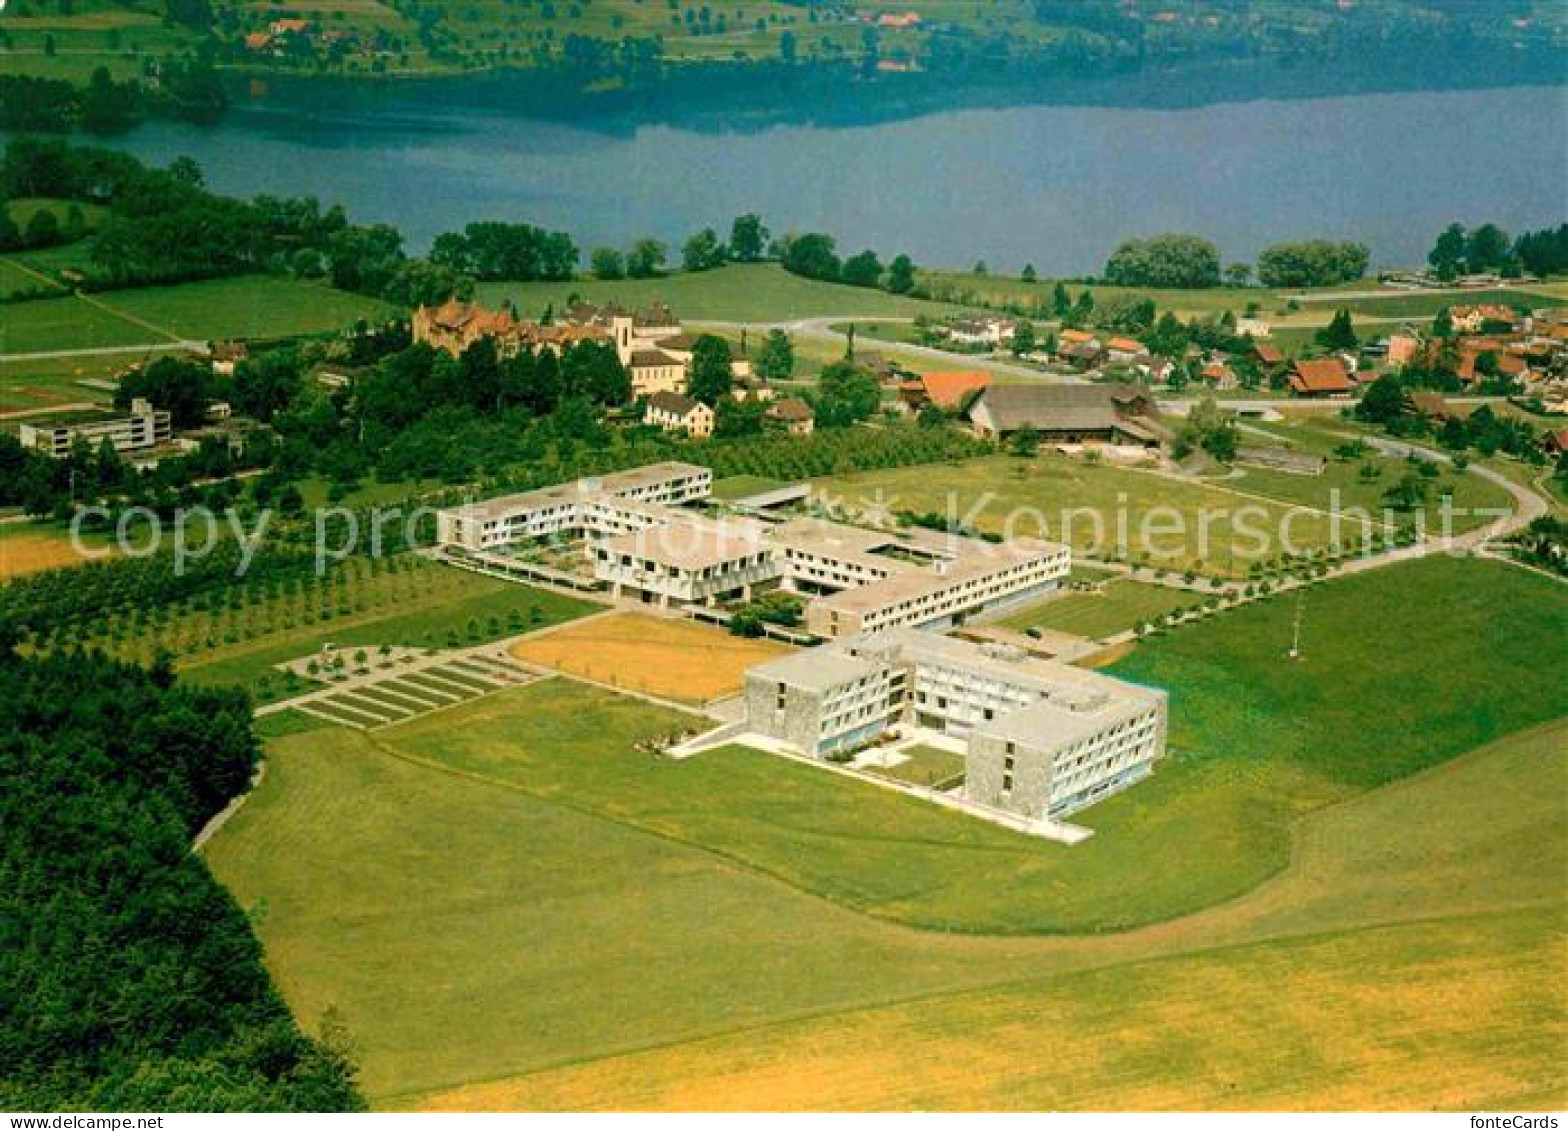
left=94, top=80, right=1567, bottom=274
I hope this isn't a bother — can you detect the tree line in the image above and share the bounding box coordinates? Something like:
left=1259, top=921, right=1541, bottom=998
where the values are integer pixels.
left=1428, top=220, right=1568, bottom=280
left=0, top=55, right=227, bottom=136
left=0, top=641, right=363, bottom=1110
left=1102, top=233, right=1371, bottom=290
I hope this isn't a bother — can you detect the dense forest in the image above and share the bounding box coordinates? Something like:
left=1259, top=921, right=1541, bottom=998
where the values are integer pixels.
left=0, top=642, right=363, bottom=1110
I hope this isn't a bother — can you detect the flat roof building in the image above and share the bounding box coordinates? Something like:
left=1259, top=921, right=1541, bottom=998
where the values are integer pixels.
left=439, top=462, right=1069, bottom=631
left=743, top=628, right=1166, bottom=824
left=18, top=399, right=172, bottom=459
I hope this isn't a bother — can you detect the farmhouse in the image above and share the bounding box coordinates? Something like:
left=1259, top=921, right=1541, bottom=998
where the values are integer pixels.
left=965, top=384, right=1167, bottom=447
left=766, top=397, right=816, bottom=435
left=898, top=370, right=993, bottom=413
left=1250, top=341, right=1286, bottom=368
left=19, top=399, right=173, bottom=459
left=743, top=628, right=1167, bottom=823
left=1104, top=336, right=1147, bottom=364
left=1449, top=303, right=1525, bottom=333
left=1288, top=357, right=1354, bottom=397
left=644, top=392, right=714, bottom=437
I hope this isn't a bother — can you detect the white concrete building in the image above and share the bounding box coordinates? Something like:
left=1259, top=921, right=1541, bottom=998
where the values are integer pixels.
left=19, top=399, right=173, bottom=459
left=743, top=628, right=1166, bottom=822
left=434, top=462, right=711, bottom=552
left=438, top=463, right=1069, bottom=630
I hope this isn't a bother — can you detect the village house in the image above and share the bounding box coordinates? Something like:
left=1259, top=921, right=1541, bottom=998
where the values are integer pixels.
left=766, top=397, right=816, bottom=436
left=1385, top=332, right=1421, bottom=368
left=209, top=340, right=249, bottom=377
left=965, top=384, right=1166, bottom=447
left=732, top=375, right=777, bottom=403
left=1198, top=360, right=1239, bottom=389
left=1250, top=341, right=1287, bottom=370
left=1103, top=336, right=1147, bottom=365
left=1287, top=357, right=1354, bottom=397
left=898, top=371, right=993, bottom=414
left=643, top=392, right=714, bottom=438
left=946, top=316, right=1017, bottom=349
left=1449, top=304, right=1527, bottom=334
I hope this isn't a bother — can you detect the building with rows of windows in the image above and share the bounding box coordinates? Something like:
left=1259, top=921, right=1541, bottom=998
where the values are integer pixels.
left=742, top=628, right=1167, bottom=823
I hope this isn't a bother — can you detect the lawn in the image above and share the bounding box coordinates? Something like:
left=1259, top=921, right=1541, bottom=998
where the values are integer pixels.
left=863, top=744, right=966, bottom=789
left=0, top=276, right=399, bottom=356
left=334, top=557, right=1567, bottom=943
left=1001, top=578, right=1196, bottom=639
left=92, top=275, right=400, bottom=342
left=814, top=453, right=1349, bottom=577
left=0, top=294, right=154, bottom=354
left=475, top=263, right=963, bottom=324
left=0, top=349, right=174, bottom=413
left=509, top=611, right=791, bottom=704
left=6, top=198, right=109, bottom=233
left=445, top=905, right=1563, bottom=1112
left=206, top=667, right=1567, bottom=1108
left=710, top=474, right=793, bottom=501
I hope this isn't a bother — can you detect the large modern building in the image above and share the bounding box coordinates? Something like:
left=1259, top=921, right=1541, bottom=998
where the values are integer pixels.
left=19, top=399, right=173, bottom=459
left=743, top=628, right=1167, bottom=823
left=435, top=462, right=713, bottom=551
left=437, top=463, right=1070, bottom=629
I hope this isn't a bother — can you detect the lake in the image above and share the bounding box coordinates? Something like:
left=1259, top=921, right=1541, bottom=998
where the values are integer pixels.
left=91, top=79, right=1566, bottom=274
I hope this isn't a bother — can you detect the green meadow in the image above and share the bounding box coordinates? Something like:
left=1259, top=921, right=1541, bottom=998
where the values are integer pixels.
left=205, top=553, right=1567, bottom=1106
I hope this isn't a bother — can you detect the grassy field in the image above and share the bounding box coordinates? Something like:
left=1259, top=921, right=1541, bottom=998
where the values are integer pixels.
left=814, top=453, right=1345, bottom=577
left=0, top=294, right=155, bottom=354
left=206, top=649, right=1567, bottom=1108
left=476, top=263, right=962, bottom=324
left=436, top=905, right=1563, bottom=1112
left=0, top=348, right=183, bottom=413
left=96, top=275, right=400, bottom=341
left=510, top=612, right=790, bottom=704
left=1001, top=578, right=1196, bottom=639
left=0, top=275, right=399, bottom=356
left=0, top=525, right=113, bottom=579
left=817, top=446, right=1514, bottom=576
left=1289, top=287, right=1562, bottom=320
left=710, top=475, right=793, bottom=502
left=219, top=554, right=1567, bottom=945
left=0, top=1, right=199, bottom=81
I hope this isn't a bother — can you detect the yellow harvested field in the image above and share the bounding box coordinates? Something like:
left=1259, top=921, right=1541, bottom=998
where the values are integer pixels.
left=509, top=613, right=791, bottom=703
left=0, top=529, right=104, bottom=578
left=420, top=909, right=1566, bottom=1113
